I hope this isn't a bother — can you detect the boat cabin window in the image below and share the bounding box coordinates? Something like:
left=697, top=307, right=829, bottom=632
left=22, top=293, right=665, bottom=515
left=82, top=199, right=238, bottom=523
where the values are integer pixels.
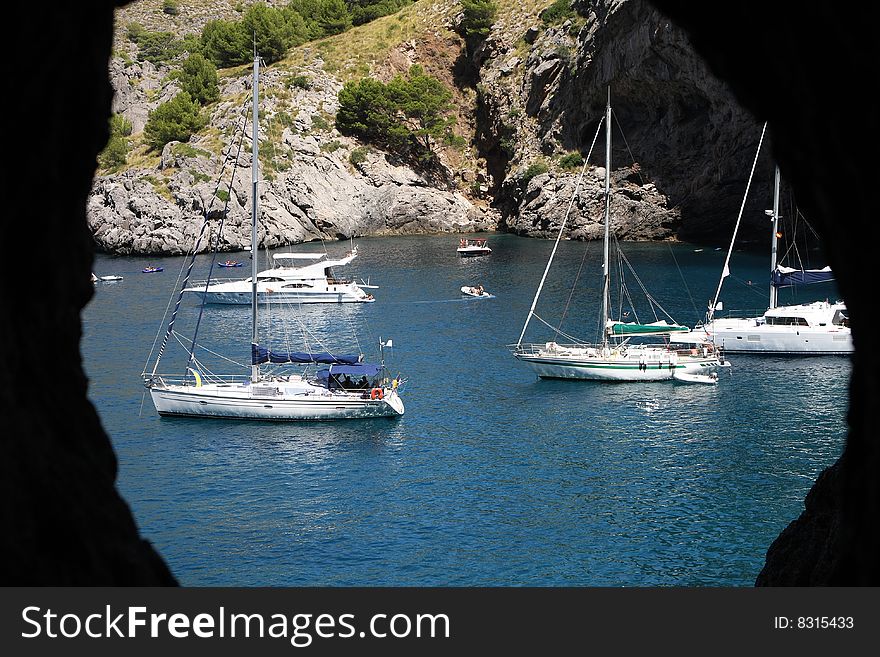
left=257, top=276, right=285, bottom=282
left=281, top=283, right=312, bottom=288
left=832, top=310, right=850, bottom=327
left=765, top=316, right=809, bottom=326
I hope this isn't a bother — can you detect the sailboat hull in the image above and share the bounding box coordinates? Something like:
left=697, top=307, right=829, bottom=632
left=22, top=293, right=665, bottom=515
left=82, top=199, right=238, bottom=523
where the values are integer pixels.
left=149, top=383, right=404, bottom=420
left=513, top=344, right=723, bottom=382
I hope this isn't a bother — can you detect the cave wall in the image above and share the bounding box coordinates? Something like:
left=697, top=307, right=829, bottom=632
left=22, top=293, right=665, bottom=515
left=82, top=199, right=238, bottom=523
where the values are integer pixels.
left=1, top=2, right=176, bottom=584
left=651, top=0, right=879, bottom=585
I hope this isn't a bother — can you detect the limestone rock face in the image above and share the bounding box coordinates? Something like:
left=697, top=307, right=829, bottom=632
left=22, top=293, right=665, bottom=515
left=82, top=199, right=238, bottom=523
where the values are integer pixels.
left=476, top=0, right=773, bottom=243
left=90, top=58, right=493, bottom=256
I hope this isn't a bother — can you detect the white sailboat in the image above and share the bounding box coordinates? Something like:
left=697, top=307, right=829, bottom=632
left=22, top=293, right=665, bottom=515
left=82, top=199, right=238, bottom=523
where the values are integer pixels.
left=512, top=91, right=726, bottom=382
left=142, top=52, right=404, bottom=420
left=670, top=123, right=852, bottom=355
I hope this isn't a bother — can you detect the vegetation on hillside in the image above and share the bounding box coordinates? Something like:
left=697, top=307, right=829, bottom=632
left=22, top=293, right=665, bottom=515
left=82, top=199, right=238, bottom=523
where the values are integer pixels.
left=336, top=65, right=454, bottom=166
left=98, top=114, right=133, bottom=170
left=144, top=92, right=208, bottom=151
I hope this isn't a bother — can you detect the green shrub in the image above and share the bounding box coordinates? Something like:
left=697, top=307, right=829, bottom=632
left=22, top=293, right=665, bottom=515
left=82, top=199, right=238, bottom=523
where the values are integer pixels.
left=349, top=147, right=368, bottom=165
left=178, top=53, right=219, bottom=105
left=459, top=0, right=497, bottom=41
left=144, top=91, right=208, bottom=151
left=215, top=188, right=231, bottom=202
left=200, top=19, right=250, bottom=67
left=336, top=65, right=453, bottom=164
left=289, top=0, right=353, bottom=38
left=162, top=0, right=179, bottom=16
left=288, top=74, right=311, bottom=89
left=98, top=114, right=133, bottom=170
left=349, top=0, right=414, bottom=26
left=540, top=0, right=575, bottom=25
left=521, top=162, right=549, bottom=184
left=558, top=151, right=584, bottom=169
left=311, top=114, right=330, bottom=130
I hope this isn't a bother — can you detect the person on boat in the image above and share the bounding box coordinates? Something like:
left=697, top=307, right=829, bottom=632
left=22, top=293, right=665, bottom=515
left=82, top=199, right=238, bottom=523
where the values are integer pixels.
left=476, top=284, right=484, bottom=295
left=357, top=375, right=368, bottom=389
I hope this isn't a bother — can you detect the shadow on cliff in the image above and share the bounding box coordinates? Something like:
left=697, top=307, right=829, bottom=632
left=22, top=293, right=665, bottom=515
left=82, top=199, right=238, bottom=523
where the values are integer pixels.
left=651, top=0, right=879, bottom=584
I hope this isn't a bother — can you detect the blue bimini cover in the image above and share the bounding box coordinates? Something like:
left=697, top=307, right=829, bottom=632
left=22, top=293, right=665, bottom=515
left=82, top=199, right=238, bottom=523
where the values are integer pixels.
left=251, top=344, right=361, bottom=365
left=771, top=266, right=835, bottom=287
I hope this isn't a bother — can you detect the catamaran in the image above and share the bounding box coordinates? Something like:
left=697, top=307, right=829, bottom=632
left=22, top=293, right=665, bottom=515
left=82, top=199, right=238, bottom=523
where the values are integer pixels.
left=142, top=52, right=404, bottom=420
left=512, top=91, right=726, bottom=383
left=670, top=124, right=852, bottom=355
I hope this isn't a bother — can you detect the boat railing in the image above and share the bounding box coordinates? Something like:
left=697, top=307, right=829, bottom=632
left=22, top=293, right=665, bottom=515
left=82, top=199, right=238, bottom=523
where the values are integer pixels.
left=326, top=277, right=353, bottom=285
left=712, top=308, right=769, bottom=319
left=144, top=373, right=252, bottom=387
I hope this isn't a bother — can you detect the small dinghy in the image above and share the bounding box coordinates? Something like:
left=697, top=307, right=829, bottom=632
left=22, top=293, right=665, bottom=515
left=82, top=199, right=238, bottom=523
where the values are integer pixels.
left=98, top=275, right=123, bottom=282
left=461, top=285, right=494, bottom=299
left=673, top=370, right=718, bottom=385
left=218, top=260, right=243, bottom=268
left=142, top=266, right=163, bottom=273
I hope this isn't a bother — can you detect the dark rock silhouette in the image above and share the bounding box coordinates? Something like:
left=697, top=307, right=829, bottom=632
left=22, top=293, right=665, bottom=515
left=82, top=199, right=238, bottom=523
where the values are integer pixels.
left=2, top=2, right=176, bottom=584
left=652, top=0, right=878, bottom=584
left=2, top=0, right=874, bottom=585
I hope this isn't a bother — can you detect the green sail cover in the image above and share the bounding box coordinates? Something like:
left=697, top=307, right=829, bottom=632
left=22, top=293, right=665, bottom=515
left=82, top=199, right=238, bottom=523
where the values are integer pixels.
left=609, top=321, right=690, bottom=336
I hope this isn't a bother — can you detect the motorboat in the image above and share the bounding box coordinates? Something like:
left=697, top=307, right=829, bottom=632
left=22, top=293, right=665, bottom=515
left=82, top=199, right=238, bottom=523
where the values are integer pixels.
left=461, top=285, right=494, bottom=299
left=457, top=238, right=491, bottom=257
left=142, top=266, right=163, bottom=273
left=218, top=260, right=243, bottom=268
left=185, top=247, right=375, bottom=304
left=672, top=133, right=852, bottom=355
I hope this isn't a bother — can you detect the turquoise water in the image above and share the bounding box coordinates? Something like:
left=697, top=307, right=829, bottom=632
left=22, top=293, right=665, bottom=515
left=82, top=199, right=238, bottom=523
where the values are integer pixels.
left=82, top=233, right=849, bottom=586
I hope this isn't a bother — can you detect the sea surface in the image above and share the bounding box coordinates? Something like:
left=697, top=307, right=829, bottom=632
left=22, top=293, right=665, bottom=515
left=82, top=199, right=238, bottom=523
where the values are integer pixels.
left=82, top=233, right=850, bottom=586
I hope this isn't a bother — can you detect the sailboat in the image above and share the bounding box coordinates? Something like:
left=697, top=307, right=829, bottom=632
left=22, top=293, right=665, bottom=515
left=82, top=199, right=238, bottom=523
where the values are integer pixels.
left=670, top=124, right=852, bottom=355
left=512, top=92, right=726, bottom=383
left=142, top=52, right=404, bottom=420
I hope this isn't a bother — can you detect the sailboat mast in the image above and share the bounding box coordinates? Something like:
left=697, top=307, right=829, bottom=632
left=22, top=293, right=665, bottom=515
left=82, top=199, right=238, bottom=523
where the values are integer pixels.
left=769, top=165, right=781, bottom=309
left=251, top=50, right=260, bottom=384
left=600, top=88, right=611, bottom=346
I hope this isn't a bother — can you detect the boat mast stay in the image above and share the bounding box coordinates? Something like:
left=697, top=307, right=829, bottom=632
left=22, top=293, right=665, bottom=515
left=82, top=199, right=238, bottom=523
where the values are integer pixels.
left=515, top=116, right=605, bottom=347
left=707, top=121, right=767, bottom=323
left=768, top=164, right=781, bottom=309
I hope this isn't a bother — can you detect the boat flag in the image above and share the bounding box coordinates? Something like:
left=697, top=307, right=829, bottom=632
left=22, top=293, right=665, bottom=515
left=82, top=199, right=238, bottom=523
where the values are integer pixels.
left=187, top=367, right=203, bottom=387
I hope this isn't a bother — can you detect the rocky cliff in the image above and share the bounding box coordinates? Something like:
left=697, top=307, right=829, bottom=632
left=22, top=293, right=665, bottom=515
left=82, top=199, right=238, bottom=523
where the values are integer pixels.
left=474, top=0, right=772, bottom=243
left=90, top=0, right=776, bottom=255
left=90, top=47, right=492, bottom=255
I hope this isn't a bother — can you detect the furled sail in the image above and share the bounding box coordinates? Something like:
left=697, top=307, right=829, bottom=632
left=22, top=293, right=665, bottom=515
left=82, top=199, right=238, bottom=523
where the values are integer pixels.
left=251, top=344, right=361, bottom=365
left=607, top=320, right=690, bottom=336
left=771, top=265, right=834, bottom=287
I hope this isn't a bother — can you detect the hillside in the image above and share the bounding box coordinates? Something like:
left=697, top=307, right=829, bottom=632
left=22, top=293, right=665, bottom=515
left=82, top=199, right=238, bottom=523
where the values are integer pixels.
left=91, top=0, right=767, bottom=255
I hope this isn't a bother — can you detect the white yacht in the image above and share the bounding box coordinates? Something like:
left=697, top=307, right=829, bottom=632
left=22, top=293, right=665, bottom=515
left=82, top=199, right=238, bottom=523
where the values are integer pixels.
left=672, top=135, right=852, bottom=355
left=672, top=300, right=850, bottom=354
left=185, top=247, right=375, bottom=304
